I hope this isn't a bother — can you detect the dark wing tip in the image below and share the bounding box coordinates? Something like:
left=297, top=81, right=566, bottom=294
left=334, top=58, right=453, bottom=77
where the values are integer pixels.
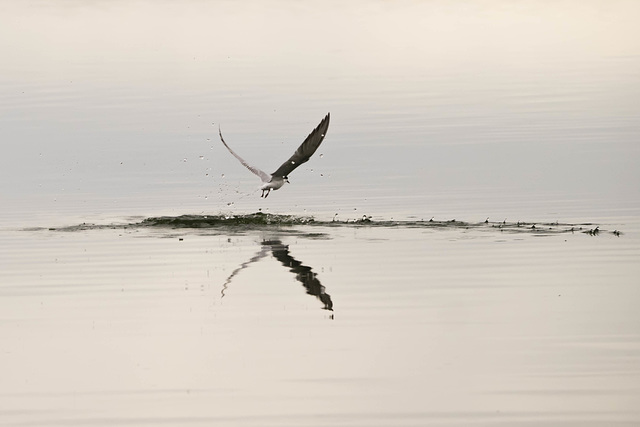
left=316, top=112, right=330, bottom=137
left=270, top=113, right=331, bottom=177
left=298, top=113, right=331, bottom=148
left=309, top=112, right=331, bottom=145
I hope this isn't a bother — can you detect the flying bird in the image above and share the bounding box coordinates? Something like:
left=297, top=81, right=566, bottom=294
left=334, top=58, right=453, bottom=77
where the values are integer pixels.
left=219, top=113, right=330, bottom=198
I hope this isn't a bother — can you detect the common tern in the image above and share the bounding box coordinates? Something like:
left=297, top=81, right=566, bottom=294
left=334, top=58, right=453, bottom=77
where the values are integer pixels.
left=219, top=113, right=330, bottom=197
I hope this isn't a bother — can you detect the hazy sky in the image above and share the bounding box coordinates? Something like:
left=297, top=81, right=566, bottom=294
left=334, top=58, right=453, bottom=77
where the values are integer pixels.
left=1, top=0, right=639, bottom=221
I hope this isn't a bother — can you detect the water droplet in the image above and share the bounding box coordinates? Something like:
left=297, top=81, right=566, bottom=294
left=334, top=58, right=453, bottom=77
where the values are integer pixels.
left=199, top=155, right=204, bottom=160
left=204, top=196, right=208, bottom=199
left=310, top=169, right=314, bottom=172
left=319, top=154, right=324, bottom=158
left=182, top=158, right=187, bottom=162
left=291, top=161, right=296, bottom=164
left=221, top=174, right=225, bottom=178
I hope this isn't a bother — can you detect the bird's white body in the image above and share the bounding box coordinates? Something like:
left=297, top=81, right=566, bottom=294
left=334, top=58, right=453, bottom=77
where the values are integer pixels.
left=261, top=177, right=286, bottom=192
left=219, top=113, right=330, bottom=198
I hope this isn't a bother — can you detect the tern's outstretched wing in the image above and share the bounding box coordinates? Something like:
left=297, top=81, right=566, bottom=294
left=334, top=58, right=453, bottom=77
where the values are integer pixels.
left=219, top=127, right=271, bottom=183
left=271, top=113, right=330, bottom=178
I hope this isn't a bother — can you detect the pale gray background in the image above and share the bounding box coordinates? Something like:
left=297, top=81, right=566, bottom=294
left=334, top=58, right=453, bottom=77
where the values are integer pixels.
left=1, top=0, right=639, bottom=225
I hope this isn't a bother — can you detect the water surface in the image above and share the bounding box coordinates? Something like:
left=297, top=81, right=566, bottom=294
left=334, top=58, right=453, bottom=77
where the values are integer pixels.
left=1, top=1, right=640, bottom=425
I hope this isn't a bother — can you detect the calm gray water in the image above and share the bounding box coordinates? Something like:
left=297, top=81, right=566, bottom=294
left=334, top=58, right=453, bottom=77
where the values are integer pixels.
left=2, top=1, right=640, bottom=426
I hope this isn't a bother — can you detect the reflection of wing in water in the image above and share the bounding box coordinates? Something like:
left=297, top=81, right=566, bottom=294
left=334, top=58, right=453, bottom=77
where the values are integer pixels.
left=265, top=240, right=333, bottom=311
left=220, top=239, right=333, bottom=311
left=220, top=246, right=270, bottom=299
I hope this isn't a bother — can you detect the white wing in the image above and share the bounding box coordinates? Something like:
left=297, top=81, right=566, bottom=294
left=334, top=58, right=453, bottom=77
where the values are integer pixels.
left=219, top=127, right=271, bottom=183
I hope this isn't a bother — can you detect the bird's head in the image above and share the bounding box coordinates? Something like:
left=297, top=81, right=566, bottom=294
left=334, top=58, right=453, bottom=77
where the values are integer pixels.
left=283, top=176, right=290, bottom=184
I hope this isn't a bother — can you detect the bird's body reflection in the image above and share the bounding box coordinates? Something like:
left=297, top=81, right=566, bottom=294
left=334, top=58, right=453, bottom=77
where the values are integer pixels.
left=221, top=240, right=333, bottom=311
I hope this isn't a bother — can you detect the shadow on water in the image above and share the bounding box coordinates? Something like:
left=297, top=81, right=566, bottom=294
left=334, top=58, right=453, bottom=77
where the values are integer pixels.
left=221, top=239, right=333, bottom=312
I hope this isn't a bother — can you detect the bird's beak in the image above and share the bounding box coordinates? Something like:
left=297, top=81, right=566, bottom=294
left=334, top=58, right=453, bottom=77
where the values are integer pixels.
left=285, top=178, right=290, bottom=184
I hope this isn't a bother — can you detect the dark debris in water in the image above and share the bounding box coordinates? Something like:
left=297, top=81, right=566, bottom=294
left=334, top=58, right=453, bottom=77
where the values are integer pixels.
left=133, top=213, right=615, bottom=236
left=340, top=219, right=609, bottom=235
left=139, top=212, right=316, bottom=228
left=38, top=212, right=621, bottom=237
